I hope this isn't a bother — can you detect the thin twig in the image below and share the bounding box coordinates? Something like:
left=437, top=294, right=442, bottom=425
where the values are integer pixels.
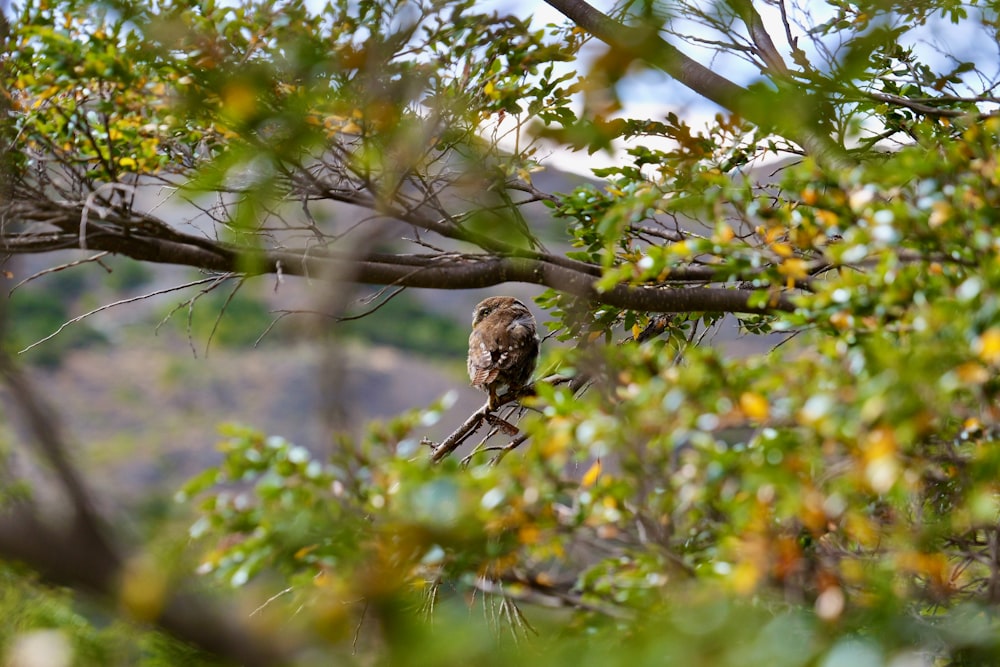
left=489, top=433, right=531, bottom=466
left=19, top=275, right=230, bottom=355
left=249, top=586, right=294, bottom=617
left=352, top=600, right=369, bottom=655
left=9, top=251, right=110, bottom=295
left=473, top=575, right=633, bottom=620
left=154, top=274, right=235, bottom=357
left=253, top=311, right=293, bottom=348
left=204, top=276, right=247, bottom=357
left=430, top=401, right=490, bottom=462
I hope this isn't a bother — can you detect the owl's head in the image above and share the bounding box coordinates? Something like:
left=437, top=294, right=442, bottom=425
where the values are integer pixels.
left=471, top=296, right=532, bottom=328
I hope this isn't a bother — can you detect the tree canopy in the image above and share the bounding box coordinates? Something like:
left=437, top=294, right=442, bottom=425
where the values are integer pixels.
left=5, top=0, right=1000, bottom=664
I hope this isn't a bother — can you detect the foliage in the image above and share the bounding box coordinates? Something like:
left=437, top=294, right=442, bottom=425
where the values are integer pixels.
left=336, top=291, right=469, bottom=358
left=102, top=255, right=155, bottom=292
left=0, top=563, right=220, bottom=666
left=5, top=0, right=1000, bottom=665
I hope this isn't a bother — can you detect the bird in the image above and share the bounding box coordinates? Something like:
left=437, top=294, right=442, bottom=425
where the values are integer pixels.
left=467, top=296, right=539, bottom=410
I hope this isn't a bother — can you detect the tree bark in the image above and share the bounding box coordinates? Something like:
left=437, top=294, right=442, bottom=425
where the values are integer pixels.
left=2, top=201, right=796, bottom=315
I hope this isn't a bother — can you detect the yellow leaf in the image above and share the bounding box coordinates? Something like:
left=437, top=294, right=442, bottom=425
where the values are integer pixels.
left=295, top=544, right=318, bottom=560
left=534, top=571, right=554, bottom=587
left=771, top=242, right=793, bottom=257
left=896, top=551, right=947, bottom=582
left=730, top=560, right=762, bottom=595
left=863, top=425, right=896, bottom=458
left=581, top=459, right=601, bottom=488
left=976, top=328, right=1000, bottom=364
left=669, top=240, right=689, bottom=256
left=956, top=361, right=990, bottom=385
left=815, top=209, right=839, bottom=228
left=518, top=524, right=540, bottom=545
left=221, top=82, right=257, bottom=122
left=540, top=427, right=571, bottom=458
left=763, top=226, right=784, bottom=244
left=862, top=426, right=898, bottom=493
left=119, top=555, right=168, bottom=622
left=778, top=257, right=808, bottom=280
left=844, top=511, right=879, bottom=548
left=830, top=310, right=853, bottom=330
left=739, top=392, right=769, bottom=421
left=631, top=323, right=642, bottom=339
left=713, top=224, right=734, bottom=243
left=929, top=201, right=952, bottom=227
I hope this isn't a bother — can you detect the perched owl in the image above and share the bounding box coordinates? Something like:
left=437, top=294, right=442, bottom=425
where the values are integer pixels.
left=467, top=296, right=539, bottom=410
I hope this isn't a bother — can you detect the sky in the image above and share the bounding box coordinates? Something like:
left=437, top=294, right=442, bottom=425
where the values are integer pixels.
left=473, top=0, right=1000, bottom=176
left=474, top=0, right=758, bottom=175
left=470, top=1, right=700, bottom=174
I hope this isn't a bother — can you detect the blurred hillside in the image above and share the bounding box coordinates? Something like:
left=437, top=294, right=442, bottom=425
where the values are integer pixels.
left=1, top=165, right=598, bottom=501
left=1, top=162, right=780, bottom=505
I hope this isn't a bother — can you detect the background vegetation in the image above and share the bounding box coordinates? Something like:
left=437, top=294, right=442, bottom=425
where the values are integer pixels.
left=4, top=0, right=1000, bottom=665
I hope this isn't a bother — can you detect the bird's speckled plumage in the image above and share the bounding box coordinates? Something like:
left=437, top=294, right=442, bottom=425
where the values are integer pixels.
left=467, top=296, right=539, bottom=409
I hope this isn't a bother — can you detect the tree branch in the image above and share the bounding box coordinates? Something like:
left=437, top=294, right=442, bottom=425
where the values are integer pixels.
left=1, top=201, right=796, bottom=315
left=0, top=350, right=295, bottom=665
left=726, top=0, right=790, bottom=76
left=543, top=0, right=852, bottom=168
left=544, top=0, right=748, bottom=112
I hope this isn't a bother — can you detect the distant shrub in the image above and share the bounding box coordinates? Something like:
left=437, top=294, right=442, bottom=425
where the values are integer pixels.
left=8, top=289, right=107, bottom=367
left=338, top=291, right=468, bottom=358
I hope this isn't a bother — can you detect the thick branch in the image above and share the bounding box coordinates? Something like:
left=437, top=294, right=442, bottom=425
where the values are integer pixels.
left=0, top=355, right=105, bottom=534
left=9, top=235, right=796, bottom=314
left=544, top=0, right=748, bottom=112
left=726, top=0, right=790, bottom=76
left=2, top=205, right=797, bottom=315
